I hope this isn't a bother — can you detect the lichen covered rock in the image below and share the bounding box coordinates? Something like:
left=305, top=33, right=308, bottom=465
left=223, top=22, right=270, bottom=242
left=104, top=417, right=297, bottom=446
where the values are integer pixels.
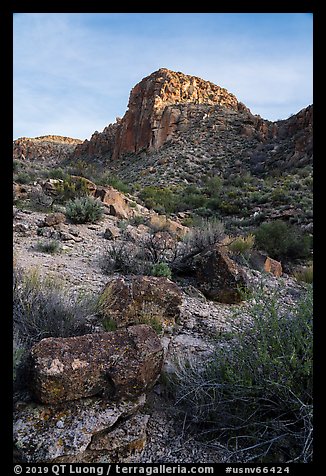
left=13, top=395, right=146, bottom=463
left=30, top=325, right=163, bottom=404
left=195, top=244, right=248, bottom=303
left=100, top=275, right=183, bottom=329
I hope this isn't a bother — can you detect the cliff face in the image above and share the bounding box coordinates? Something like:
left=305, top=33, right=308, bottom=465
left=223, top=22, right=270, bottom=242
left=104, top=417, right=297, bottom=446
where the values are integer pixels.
left=72, top=68, right=250, bottom=161
left=113, top=68, right=249, bottom=158
left=13, top=135, right=83, bottom=162
left=71, top=69, right=312, bottom=179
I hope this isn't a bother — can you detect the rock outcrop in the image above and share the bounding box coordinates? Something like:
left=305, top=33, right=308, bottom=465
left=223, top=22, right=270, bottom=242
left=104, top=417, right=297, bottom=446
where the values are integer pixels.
left=14, top=394, right=147, bottom=463
left=100, top=276, right=183, bottom=329
left=195, top=244, right=248, bottom=303
left=264, top=257, right=283, bottom=277
left=72, top=68, right=250, bottom=161
left=30, top=325, right=164, bottom=404
left=13, top=135, right=83, bottom=163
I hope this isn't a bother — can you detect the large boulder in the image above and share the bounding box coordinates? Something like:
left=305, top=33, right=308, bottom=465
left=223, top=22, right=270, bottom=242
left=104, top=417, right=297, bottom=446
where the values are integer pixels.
left=147, top=213, right=188, bottom=239
left=42, top=212, right=66, bottom=227
left=13, top=395, right=146, bottom=463
left=100, top=275, right=183, bottom=329
left=30, top=325, right=163, bottom=404
left=264, top=256, right=282, bottom=277
left=195, top=244, right=248, bottom=303
left=94, top=186, right=133, bottom=220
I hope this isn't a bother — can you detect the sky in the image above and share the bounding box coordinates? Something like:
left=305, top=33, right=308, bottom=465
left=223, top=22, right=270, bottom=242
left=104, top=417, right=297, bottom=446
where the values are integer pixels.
left=13, top=13, right=313, bottom=140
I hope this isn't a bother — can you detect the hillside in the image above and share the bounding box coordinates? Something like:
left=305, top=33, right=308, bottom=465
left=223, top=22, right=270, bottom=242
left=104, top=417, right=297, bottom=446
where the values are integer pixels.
left=70, top=68, right=312, bottom=183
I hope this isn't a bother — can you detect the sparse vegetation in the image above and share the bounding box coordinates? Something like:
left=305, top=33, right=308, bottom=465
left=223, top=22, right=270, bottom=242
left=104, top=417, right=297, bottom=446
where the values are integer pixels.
left=168, top=285, right=313, bottom=463
left=14, top=171, right=36, bottom=184
left=65, top=196, right=104, bottom=224
left=13, top=267, right=95, bottom=347
left=294, top=264, right=313, bottom=284
left=13, top=266, right=98, bottom=394
left=36, top=239, right=61, bottom=254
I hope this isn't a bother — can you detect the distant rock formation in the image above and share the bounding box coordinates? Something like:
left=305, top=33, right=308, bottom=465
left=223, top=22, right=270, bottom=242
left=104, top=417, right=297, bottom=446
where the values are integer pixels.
left=13, top=135, right=83, bottom=162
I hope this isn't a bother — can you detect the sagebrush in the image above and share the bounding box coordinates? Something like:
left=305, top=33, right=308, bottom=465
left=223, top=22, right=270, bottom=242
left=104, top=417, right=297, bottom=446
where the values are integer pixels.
left=168, top=285, right=313, bottom=463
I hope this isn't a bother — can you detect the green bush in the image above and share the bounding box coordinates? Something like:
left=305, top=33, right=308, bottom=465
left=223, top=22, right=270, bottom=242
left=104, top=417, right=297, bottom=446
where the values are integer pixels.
left=168, top=285, right=313, bottom=462
left=228, top=234, right=255, bottom=256
left=204, top=175, right=223, bottom=197
left=36, top=239, right=61, bottom=254
left=139, top=186, right=178, bottom=214
left=97, top=174, right=131, bottom=194
left=47, top=168, right=70, bottom=181
left=54, top=176, right=89, bottom=203
left=65, top=196, right=104, bottom=224
left=102, top=317, right=118, bottom=332
left=150, top=262, right=172, bottom=279
left=254, top=220, right=311, bottom=260
left=15, top=171, right=36, bottom=184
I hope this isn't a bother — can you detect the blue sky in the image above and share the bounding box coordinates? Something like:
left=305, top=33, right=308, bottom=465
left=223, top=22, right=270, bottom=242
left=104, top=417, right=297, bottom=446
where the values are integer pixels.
left=13, top=13, right=313, bottom=140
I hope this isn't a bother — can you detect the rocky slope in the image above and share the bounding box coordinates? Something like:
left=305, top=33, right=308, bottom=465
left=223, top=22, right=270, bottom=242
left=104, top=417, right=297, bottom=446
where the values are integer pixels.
left=13, top=200, right=308, bottom=463
left=70, top=68, right=312, bottom=185
left=13, top=135, right=83, bottom=164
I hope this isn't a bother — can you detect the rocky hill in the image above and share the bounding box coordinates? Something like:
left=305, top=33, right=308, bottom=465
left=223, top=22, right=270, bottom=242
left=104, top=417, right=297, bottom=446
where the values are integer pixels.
left=13, top=135, right=83, bottom=164
left=70, top=68, right=312, bottom=186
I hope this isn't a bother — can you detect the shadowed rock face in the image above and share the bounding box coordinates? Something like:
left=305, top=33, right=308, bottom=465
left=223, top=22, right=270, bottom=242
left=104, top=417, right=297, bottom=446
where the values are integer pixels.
left=195, top=244, right=248, bottom=303
left=30, top=325, right=164, bottom=404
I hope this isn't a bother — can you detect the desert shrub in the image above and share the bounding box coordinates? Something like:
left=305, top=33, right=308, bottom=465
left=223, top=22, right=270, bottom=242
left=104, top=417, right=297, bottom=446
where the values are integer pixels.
left=182, top=217, right=225, bottom=254
left=218, top=200, right=242, bottom=215
left=46, top=167, right=70, bottom=181
left=13, top=266, right=95, bottom=350
left=65, top=196, right=104, bottom=224
left=150, top=262, right=172, bottom=279
left=97, top=173, right=131, bottom=194
left=28, top=189, right=55, bottom=212
left=100, top=233, right=176, bottom=277
left=171, top=217, right=225, bottom=274
left=15, top=171, right=36, bottom=184
left=54, top=176, right=89, bottom=203
left=100, top=241, right=145, bottom=275
left=139, top=186, right=178, bottom=214
left=254, top=220, right=311, bottom=261
left=270, top=187, right=289, bottom=204
left=13, top=160, right=21, bottom=173
left=204, top=175, right=223, bottom=197
left=168, top=285, right=313, bottom=463
left=294, top=265, right=313, bottom=284
left=194, top=207, right=214, bottom=218
left=102, top=317, right=118, bottom=332
left=36, top=239, right=61, bottom=254
left=228, top=234, right=255, bottom=256
left=129, top=215, right=146, bottom=226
